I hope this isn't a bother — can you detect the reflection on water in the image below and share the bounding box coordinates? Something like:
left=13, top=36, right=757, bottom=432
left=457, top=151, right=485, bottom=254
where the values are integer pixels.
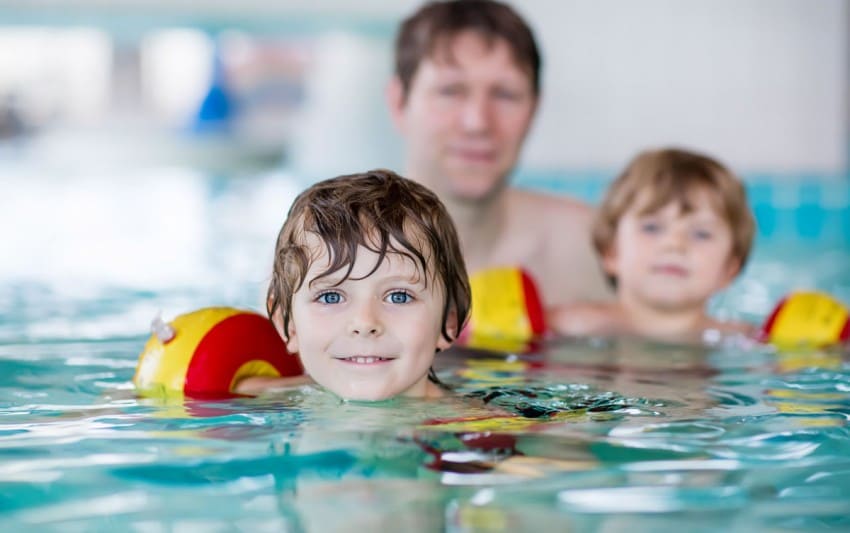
left=1, top=330, right=849, bottom=531
left=1, top=172, right=849, bottom=530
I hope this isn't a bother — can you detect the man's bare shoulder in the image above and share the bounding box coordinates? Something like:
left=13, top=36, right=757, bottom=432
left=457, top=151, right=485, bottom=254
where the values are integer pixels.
left=508, top=187, right=595, bottom=225
left=503, top=186, right=613, bottom=305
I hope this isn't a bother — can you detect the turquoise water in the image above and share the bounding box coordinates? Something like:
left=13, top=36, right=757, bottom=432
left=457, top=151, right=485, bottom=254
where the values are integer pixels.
left=1, top=170, right=849, bottom=531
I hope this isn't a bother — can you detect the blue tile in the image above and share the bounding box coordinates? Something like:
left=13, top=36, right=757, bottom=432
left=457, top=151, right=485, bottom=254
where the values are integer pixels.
left=794, top=204, right=825, bottom=239
left=798, top=182, right=822, bottom=205
left=745, top=181, right=773, bottom=208
left=513, top=170, right=850, bottom=246
left=834, top=216, right=849, bottom=249
left=753, top=205, right=777, bottom=239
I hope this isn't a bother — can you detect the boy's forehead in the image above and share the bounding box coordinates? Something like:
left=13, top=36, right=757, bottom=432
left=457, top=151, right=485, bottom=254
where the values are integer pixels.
left=303, top=231, right=432, bottom=281
left=301, top=227, right=433, bottom=256
left=632, top=185, right=724, bottom=216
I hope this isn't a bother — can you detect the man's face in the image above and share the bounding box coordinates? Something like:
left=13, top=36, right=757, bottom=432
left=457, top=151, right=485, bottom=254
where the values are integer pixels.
left=390, top=30, right=537, bottom=204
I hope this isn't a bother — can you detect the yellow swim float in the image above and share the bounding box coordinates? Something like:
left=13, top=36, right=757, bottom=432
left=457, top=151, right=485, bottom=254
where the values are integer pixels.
left=760, top=291, right=849, bottom=348
left=459, top=267, right=546, bottom=353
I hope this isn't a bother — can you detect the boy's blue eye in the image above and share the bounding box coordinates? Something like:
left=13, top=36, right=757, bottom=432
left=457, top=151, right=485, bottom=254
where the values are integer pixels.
left=692, top=229, right=713, bottom=240
left=318, top=291, right=342, bottom=304
left=387, top=291, right=413, bottom=304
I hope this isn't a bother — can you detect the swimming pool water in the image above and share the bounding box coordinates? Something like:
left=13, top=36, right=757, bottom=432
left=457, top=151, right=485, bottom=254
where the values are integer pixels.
left=1, top=170, right=849, bottom=531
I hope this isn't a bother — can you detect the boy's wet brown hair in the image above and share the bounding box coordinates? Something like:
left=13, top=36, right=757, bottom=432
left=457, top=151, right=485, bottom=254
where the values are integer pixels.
left=394, top=0, right=542, bottom=98
left=592, top=148, right=755, bottom=286
left=268, top=169, right=471, bottom=350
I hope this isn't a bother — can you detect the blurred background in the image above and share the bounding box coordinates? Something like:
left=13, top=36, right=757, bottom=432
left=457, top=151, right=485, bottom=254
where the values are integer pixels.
left=0, top=0, right=847, bottom=333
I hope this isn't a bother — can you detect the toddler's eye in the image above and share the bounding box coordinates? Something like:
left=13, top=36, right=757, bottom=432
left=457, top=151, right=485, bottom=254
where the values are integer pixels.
left=386, top=291, right=413, bottom=304
left=317, top=291, right=342, bottom=304
left=640, top=221, right=662, bottom=234
left=692, top=229, right=713, bottom=240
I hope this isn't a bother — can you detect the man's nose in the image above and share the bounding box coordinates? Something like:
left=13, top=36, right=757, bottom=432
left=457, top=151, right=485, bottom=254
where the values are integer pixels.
left=348, top=300, right=384, bottom=337
left=459, top=93, right=493, bottom=133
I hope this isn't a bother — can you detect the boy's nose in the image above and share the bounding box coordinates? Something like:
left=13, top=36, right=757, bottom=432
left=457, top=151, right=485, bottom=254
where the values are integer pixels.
left=662, top=227, right=688, bottom=250
left=348, top=301, right=384, bottom=337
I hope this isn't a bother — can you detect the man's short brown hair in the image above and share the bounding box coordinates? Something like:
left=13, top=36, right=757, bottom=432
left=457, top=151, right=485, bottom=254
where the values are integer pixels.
left=268, top=169, right=471, bottom=346
left=592, top=148, right=756, bottom=285
left=394, top=0, right=542, bottom=97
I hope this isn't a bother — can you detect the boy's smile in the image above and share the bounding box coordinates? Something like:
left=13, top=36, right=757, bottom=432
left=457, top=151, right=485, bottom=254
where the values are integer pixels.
left=651, top=263, right=689, bottom=277
left=284, top=235, right=454, bottom=401
left=335, top=356, right=395, bottom=364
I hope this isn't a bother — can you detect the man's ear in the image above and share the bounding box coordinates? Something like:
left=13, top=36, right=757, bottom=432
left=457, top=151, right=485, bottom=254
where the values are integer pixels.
left=436, top=309, right=459, bottom=352
left=526, top=93, right=541, bottom=129
left=386, top=76, right=406, bottom=133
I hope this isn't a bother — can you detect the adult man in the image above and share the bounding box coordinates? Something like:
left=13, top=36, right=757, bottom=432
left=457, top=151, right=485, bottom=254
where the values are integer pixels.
left=386, top=0, right=612, bottom=311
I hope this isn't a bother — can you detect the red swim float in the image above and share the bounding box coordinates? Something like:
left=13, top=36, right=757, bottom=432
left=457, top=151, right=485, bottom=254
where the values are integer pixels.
left=134, top=307, right=303, bottom=397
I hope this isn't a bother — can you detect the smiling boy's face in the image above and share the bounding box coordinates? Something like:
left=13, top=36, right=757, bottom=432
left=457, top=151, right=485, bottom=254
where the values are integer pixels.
left=603, top=187, right=741, bottom=313
left=283, top=233, right=454, bottom=401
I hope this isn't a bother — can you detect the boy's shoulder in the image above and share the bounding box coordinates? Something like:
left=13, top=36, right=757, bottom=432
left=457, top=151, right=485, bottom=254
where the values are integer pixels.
left=703, top=317, right=758, bottom=338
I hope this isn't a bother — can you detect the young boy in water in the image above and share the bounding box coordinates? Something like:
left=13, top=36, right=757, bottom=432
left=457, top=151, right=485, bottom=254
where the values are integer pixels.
left=549, top=148, right=756, bottom=342
left=235, top=169, right=471, bottom=401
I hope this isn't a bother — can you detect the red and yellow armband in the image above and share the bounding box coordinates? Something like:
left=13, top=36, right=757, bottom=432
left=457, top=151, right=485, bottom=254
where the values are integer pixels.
left=760, top=291, right=850, bottom=348
left=133, top=307, right=303, bottom=397
left=459, top=267, right=546, bottom=353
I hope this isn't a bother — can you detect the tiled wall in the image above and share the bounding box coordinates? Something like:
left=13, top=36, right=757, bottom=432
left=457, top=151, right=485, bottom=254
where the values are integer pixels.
left=515, top=171, right=850, bottom=247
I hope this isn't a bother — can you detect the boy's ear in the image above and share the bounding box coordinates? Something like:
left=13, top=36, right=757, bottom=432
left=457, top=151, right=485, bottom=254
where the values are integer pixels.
left=271, top=305, right=299, bottom=354
left=284, top=319, right=299, bottom=354
left=600, top=244, right=619, bottom=278
left=436, top=309, right=459, bottom=352
left=386, top=76, right=406, bottom=133
left=269, top=304, right=287, bottom=339
left=718, top=255, right=742, bottom=289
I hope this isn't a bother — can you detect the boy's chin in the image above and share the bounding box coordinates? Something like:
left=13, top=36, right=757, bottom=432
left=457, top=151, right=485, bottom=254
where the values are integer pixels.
left=324, top=381, right=404, bottom=403
left=325, top=378, right=432, bottom=403
left=636, top=288, right=709, bottom=310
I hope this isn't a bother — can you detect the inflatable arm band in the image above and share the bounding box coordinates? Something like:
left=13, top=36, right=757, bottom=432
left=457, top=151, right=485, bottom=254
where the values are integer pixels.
left=460, top=267, right=546, bottom=353
left=458, top=274, right=850, bottom=351
left=134, top=307, right=303, bottom=397
left=760, top=291, right=849, bottom=348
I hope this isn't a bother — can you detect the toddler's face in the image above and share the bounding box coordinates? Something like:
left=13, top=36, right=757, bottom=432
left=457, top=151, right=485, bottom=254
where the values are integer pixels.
left=283, top=234, right=453, bottom=401
left=603, top=189, right=740, bottom=312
